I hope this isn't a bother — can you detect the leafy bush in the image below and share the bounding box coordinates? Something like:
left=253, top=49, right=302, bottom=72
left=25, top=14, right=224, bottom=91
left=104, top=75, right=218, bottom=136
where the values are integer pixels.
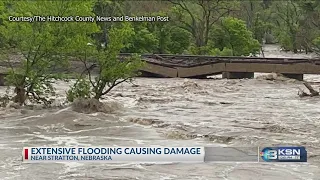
left=66, top=78, right=91, bottom=102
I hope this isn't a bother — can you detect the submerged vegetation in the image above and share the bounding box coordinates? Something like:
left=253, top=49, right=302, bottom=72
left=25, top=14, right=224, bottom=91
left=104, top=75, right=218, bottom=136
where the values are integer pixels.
left=67, top=23, right=144, bottom=102
left=0, top=0, right=319, bottom=106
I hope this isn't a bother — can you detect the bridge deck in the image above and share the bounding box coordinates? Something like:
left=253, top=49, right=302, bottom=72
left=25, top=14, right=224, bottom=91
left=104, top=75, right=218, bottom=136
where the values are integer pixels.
left=138, top=54, right=320, bottom=78
left=0, top=54, right=320, bottom=79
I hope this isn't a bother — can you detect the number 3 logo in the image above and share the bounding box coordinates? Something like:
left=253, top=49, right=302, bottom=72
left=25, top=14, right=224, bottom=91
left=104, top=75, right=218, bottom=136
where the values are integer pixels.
left=267, top=150, right=277, bottom=160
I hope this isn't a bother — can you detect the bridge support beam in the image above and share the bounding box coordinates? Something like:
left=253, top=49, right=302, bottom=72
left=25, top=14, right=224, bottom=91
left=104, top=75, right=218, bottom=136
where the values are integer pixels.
left=281, top=73, right=303, bottom=81
left=222, top=72, right=254, bottom=79
left=189, top=75, right=208, bottom=79
left=138, top=71, right=169, bottom=78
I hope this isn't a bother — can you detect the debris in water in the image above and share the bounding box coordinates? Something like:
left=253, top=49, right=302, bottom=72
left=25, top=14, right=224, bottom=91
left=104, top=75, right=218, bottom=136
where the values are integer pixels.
left=298, top=82, right=319, bottom=97
left=71, top=98, right=122, bottom=114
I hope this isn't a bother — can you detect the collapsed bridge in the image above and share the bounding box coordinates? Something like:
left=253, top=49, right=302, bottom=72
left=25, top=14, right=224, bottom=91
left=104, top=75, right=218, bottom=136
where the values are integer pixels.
left=134, top=54, right=320, bottom=81
left=1, top=54, right=320, bottom=86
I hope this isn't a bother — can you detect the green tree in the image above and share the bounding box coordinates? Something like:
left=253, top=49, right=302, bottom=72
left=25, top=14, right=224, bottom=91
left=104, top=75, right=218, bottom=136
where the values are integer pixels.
left=93, top=0, right=124, bottom=46
left=0, top=1, right=6, bottom=48
left=67, top=23, right=144, bottom=101
left=271, top=0, right=304, bottom=53
left=240, top=1, right=274, bottom=44
left=167, top=27, right=191, bottom=54
left=123, top=22, right=158, bottom=53
left=297, top=0, right=320, bottom=53
left=210, top=17, right=260, bottom=56
left=146, top=11, right=172, bottom=54
left=169, top=0, right=239, bottom=54
left=124, top=20, right=191, bottom=54
left=144, top=11, right=191, bottom=54
left=123, top=0, right=172, bottom=14
left=0, top=0, right=99, bottom=105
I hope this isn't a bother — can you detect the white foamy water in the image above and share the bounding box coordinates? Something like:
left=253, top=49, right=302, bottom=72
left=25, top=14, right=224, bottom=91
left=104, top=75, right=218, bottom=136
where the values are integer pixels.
left=0, top=45, right=319, bottom=180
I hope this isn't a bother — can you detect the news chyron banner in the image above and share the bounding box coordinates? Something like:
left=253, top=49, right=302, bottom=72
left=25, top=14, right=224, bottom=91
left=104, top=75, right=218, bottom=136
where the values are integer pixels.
left=22, top=146, right=307, bottom=163
left=23, top=147, right=205, bottom=163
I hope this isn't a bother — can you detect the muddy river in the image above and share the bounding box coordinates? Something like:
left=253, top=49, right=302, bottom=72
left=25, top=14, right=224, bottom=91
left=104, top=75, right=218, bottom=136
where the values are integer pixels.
left=0, top=45, right=320, bottom=180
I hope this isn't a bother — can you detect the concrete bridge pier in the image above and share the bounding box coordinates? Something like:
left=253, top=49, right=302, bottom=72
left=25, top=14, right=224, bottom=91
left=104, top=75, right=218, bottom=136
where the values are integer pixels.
left=222, top=72, right=254, bottom=79
left=281, top=73, right=303, bottom=81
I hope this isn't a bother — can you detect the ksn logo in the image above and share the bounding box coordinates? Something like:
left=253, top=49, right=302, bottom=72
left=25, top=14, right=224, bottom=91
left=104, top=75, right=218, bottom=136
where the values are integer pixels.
left=260, top=147, right=307, bottom=162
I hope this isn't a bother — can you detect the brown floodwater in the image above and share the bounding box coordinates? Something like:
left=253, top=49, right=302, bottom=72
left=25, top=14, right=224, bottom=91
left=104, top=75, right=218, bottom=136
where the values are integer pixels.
left=0, top=45, right=319, bottom=180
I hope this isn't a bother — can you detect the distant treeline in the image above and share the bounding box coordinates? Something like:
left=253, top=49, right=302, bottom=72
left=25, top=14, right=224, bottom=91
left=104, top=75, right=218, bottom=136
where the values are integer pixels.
left=0, top=0, right=319, bottom=56
left=90, top=0, right=320, bottom=56
left=0, top=0, right=319, bottom=106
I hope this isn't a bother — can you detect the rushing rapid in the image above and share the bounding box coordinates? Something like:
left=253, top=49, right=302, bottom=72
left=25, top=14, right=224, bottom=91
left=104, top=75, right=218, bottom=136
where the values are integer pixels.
left=0, top=45, right=319, bottom=180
